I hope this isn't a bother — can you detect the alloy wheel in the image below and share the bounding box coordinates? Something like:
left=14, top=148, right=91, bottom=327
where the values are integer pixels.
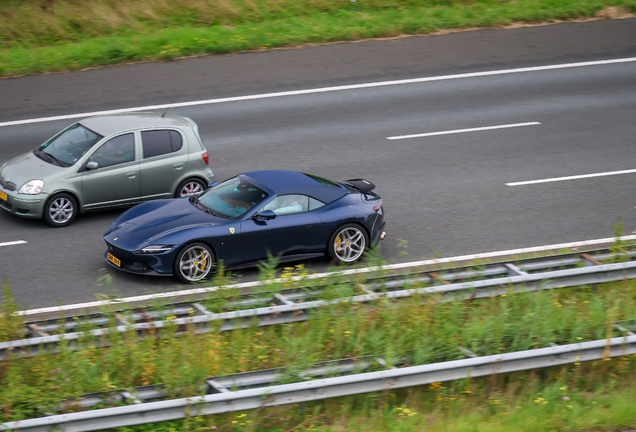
left=48, top=197, right=74, bottom=225
left=178, top=245, right=213, bottom=282
left=333, top=226, right=366, bottom=262
left=179, top=181, right=204, bottom=197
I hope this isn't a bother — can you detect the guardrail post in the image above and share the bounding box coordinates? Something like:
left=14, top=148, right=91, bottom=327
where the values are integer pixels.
left=206, top=380, right=230, bottom=394
left=504, top=263, right=526, bottom=276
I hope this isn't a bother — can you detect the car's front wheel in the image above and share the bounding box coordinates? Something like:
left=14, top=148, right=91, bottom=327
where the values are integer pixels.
left=43, top=193, right=78, bottom=227
left=176, top=178, right=206, bottom=198
left=174, top=242, right=215, bottom=283
left=327, top=223, right=368, bottom=263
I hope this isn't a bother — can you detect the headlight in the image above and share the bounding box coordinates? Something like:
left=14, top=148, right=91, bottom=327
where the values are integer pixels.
left=137, top=245, right=175, bottom=254
left=19, top=179, right=44, bottom=195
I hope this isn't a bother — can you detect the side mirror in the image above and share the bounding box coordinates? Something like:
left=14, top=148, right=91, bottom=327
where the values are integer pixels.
left=86, top=161, right=98, bottom=170
left=253, top=209, right=276, bottom=221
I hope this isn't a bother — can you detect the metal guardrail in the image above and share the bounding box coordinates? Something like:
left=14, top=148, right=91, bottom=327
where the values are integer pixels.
left=17, top=249, right=636, bottom=331
left=4, top=329, right=636, bottom=432
left=3, top=249, right=636, bottom=360
left=8, top=318, right=636, bottom=415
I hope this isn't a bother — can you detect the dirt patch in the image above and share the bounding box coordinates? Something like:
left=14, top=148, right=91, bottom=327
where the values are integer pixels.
left=595, top=6, right=634, bottom=19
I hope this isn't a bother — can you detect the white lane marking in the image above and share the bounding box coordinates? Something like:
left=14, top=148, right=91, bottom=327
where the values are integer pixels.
left=507, top=168, right=636, bottom=186
left=386, top=122, right=541, bottom=140
left=2, top=57, right=636, bottom=128
left=0, top=240, right=27, bottom=247
left=17, top=234, right=636, bottom=316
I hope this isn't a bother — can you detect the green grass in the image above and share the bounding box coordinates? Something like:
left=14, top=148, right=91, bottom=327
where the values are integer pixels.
left=1, top=268, right=636, bottom=423
left=0, top=0, right=635, bottom=77
left=105, top=361, right=636, bottom=431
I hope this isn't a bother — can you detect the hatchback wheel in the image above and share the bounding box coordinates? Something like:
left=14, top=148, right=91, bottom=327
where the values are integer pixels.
left=43, top=193, right=78, bottom=227
left=327, top=224, right=368, bottom=263
left=176, top=178, right=206, bottom=198
left=174, top=242, right=215, bottom=283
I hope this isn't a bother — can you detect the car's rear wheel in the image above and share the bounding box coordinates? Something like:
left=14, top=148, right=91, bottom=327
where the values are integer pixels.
left=43, top=193, right=78, bottom=227
left=327, top=224, right=368, bottom=263
left=174, top=242, right=215, bottom=283
left=176, top=178, right=206, bottom=198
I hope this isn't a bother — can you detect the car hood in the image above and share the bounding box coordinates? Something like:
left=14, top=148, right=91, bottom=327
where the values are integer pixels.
left=105, top=198, right=228, bottom=249
left=1, top=151, right=66, bottom=187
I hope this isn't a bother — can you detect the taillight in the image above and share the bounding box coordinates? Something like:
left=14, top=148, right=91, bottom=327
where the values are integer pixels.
left=202, top=152, right=209, bottom=164
left=373, top=201, right=383, bottom=212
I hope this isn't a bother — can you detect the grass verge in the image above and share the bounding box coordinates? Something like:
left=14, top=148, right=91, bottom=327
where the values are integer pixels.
left=0, top=0, right=635, bottom=78
left=107, top=357, right=636, bottom=431
left=1, top=265, right=636, bottom=423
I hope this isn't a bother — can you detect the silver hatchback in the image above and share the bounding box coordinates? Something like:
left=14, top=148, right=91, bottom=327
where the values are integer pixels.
left=0, top=112, right=215, bottom=227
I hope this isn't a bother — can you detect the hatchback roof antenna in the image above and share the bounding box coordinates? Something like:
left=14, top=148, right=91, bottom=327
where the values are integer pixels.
left=161, top=95, right=181, bottom=118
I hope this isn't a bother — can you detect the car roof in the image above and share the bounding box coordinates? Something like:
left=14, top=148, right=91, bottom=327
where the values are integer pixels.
left=80, top=112, right=191, bottom=137
left=242, top=170, right=348, bottom=204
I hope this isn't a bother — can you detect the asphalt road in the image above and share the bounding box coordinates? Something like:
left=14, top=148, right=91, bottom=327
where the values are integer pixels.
left=1, top=19, right=635, bottom=309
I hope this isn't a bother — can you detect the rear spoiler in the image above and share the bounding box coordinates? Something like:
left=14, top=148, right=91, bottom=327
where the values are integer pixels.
left=344, top=178, right=375, bottom=193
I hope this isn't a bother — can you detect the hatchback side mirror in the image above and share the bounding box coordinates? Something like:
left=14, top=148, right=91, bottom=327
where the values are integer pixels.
left=85, top=161, right=99, bottom=170
left=253, top=209, right=276, bottom=221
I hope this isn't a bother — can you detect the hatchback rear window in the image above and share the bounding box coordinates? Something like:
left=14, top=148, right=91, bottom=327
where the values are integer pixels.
left=141, top=130, right=183, bottom=158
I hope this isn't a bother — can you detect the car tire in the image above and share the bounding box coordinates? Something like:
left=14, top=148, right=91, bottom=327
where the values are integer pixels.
left=174, top=242, right=215, bottom=283
left=176, top=178, right=206, bottom=198
left=43, top=193, right=78, bottom=228
left=327, top=223, right=368, bottom=263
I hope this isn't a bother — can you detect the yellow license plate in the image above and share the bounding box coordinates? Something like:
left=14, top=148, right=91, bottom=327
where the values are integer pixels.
left=107, top=252, right=121, bottom=267
left=0, top=191, right=7, bottom=202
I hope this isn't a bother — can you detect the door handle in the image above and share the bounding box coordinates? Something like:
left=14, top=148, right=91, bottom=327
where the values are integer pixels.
left=126, top=172, right=138, bottom=178
left=173, top=163, right=185, bottom=170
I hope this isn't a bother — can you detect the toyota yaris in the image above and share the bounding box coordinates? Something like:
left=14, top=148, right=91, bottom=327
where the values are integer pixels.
left=0, top=112, right=214, bottom=227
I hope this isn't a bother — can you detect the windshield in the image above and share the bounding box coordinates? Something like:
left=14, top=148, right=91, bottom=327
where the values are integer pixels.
left=36, top=123, right=103, bottom=167
left=196, top=176, right=269, bottom=219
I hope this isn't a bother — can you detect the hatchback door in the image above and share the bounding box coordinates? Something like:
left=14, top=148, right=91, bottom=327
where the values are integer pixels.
left=138, top=129, right=189, bottom=199
left=81, top=133, right=141, bottom=209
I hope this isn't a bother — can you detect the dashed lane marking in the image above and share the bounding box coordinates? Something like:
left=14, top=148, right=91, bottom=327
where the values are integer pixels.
left=386, top=122, right=541, bottom=140
left=507, top=168, right=636, bottom=186
left=0, top=240, right=27, bottom=247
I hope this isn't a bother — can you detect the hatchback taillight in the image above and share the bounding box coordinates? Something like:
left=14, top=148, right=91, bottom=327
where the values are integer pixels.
left=202, top=152, right=209, bottom=164
left=373, top=201, right=383, bottom=212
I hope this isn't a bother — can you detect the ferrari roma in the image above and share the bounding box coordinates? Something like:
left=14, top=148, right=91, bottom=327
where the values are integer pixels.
left=103, top=170, right=386, bottom=282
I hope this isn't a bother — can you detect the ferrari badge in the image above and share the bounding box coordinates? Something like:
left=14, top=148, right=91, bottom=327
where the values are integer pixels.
left=229, top=227, right=235, bottom=234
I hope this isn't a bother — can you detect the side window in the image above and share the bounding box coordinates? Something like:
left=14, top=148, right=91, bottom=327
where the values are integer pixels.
left=89, top=133, right=135, bottom=168
left=309, top=197, right=325, bottom=211
left=262, top=194, right=309, bottom=216
left=141, top=130, right=183, bottom=159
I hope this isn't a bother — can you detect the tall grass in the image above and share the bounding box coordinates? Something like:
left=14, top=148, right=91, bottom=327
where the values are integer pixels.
left=0, top=0, right=635, bottom=77
left=108, top=359, right=636, bottom=431
left=1, top=264, right=635, bottom=422
left=0, top=0, right=560, bottom=48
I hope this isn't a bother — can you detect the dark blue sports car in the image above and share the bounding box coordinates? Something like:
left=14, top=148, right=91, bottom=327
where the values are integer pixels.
left=103, top=170, right=386, bottom=282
